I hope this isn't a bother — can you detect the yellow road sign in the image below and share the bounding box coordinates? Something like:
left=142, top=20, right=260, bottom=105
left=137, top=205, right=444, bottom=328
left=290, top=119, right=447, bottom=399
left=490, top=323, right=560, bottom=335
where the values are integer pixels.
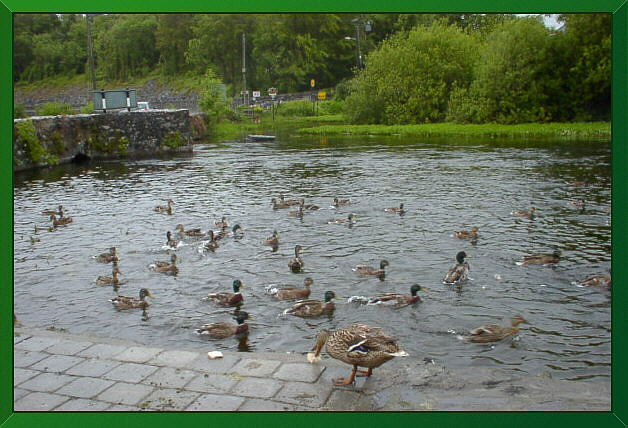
left=317, top=91, right=326, bottom=100
left=310, top=79, right=315, bottom=88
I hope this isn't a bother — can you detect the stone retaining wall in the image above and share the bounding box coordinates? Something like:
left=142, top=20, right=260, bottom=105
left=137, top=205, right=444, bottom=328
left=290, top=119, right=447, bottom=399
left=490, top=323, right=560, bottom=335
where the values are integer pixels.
left=13, top=109, right=193, bottom=171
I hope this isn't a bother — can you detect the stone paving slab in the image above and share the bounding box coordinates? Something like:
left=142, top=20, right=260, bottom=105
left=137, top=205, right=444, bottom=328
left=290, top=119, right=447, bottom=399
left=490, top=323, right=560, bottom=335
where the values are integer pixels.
left=187, top=353, right=240, bottom=373
left=30, top=354, right=85, bottom=373
left=77, top=343, right=127, bottom=359
left=231, top=377, right=284, bottom=398
left=273, top=381, right=333, bottom=408
left=185, top=393, right=246, bottom=411
left=184, top=373, right=238, bottom=394
left=14, top=350, right=48, bottom=368
left=14, top=388, right=30, bottom=402
left=143, top=366, right=198, bottom=389
left=139, top=388, right=201, bottom=411
left=66, top=358, right=121, bottom=377
left=19, top=372, right=74, bottom=393
left=103, top=362, right=159, bottom=383
left=14, top=334, right=31, bottom=344
left=96, top=382, right=155, bottom=406
left=148, top=350, right=199, bottom=368
left=238, top=398, right=309, bottom=411
left=273, top=362, right=325, bottom=383
left=230, top=358, right=281, bottom=377
left=15, top=336, right=62, bottom=352
left=113, top=346, right=163, bottom=363
left=44, top=339, right=94, bottom=356
left=56, top=377, right=115, bottom=399
left=54, top=398, right=112, bottom=411
left=14, top=392, right=69, bottom=411
left=14, top=367, right=41, bottom=386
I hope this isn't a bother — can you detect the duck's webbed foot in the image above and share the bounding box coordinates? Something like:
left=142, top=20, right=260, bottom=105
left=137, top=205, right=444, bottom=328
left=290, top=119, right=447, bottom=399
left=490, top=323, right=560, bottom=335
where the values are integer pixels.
left=333, top=365, right=357, bottom=386
left=356, top=368, right=373, bottom=377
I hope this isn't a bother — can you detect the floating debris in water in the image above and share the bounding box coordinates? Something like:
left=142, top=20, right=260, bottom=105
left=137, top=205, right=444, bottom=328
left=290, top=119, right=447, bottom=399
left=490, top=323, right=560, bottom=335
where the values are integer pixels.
left=494, top=274, right=502, bottom=280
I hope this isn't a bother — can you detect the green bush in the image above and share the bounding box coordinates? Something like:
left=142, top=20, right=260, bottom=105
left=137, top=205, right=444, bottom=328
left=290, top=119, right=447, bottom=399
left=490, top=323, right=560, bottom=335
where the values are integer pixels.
left=14, top=103, right=26, bottom=118
left=276, top=99, right=315, bottom=117
left=318, top=100, right=344, bottom=115
left=36, top=102, right=74, bottom=116
left=80, top=102, right=94, bottom=114
left=198, top=68, right=230, bottom=128
left=15, top=120, right=58, bottom=165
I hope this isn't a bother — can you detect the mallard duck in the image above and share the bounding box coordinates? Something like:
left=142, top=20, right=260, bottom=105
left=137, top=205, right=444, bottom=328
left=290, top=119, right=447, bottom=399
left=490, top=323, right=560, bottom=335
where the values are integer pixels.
left=165, top=231, right=179, bottom=248
left=110, top=288, right=152, bottom=310
left=468, top=315, right=529, bottom=343
left=149, top=254, right=179, bottom=274
left=333, top=197, right=352, bottom=207
left=154, top=199, right=174, bottom=215
left=96, top=266, right=121, bottom=285
left=266, top=277, right=314, bottom=300
left=279, top=195, right=302, bottom=206
left=579, top=274, right=611, bottom=287
left=454, top=227, right=479, bottom=240
left=271, top=198, right=293, bottom=209
left=94, top=247, right=119, bottom=263
left=175, top=224, right=204, bottom=236
left=571, top=200, right=586, bottom=209
left=570, top=181, right=589, bottom=187
left=288, top=245, right=304, bottom=272
left=50, top=214, right=73, bottom=227
left=363, top=285, right=425, bottom=308
left=329, top=213, right=356, bottom=225
left=42, top=205, right=64, bottom=216
left=203, top=230, right=219, bottom=251
left=216, top=224, right=243, bottom=240
left=206, top=280, right=244, bottom=307
left=195, top=311, right=251, bottom=338
left=283, top=291, right=336, bottom=318
left=298, top=199, right=320, bottom=210
left=215, top=216, right=229, bottom=228
left=264, top=230, right=280, bottom=247
left=30, top=236, right=40, bottom=243
left=443, top=251, right=470, bottom=284
left=353, top=260, right=389, bottom=276
left=517, top=250, right=561, bottom=266
left=288, top=205, right=305, bottom=217
left=512, top=207, right=536, bottom=219
left=307, top=324, right=409, bottom=385
left=384, top=203, right=405, bottom=215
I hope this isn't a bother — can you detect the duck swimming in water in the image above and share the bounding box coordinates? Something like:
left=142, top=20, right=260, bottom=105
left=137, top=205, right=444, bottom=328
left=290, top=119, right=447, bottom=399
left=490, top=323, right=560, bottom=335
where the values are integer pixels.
left=94, top=247, right=119, bottom=263
left=50, top=214, right=73, bottom=227
left=354, top=285, right=426, bottom=308
left=175, top=224, right=204, bottom=237
left=149, top=254, right=179, bottom=275
left=443, top=251, right=470, bottom=284
left=96, top=265, right=121, bottom=285
left=42, top=205, right=64, bottom=216
left=195, top=311, right=251, bottom=338
left=385, top=203, right=405, bottom=215
left=329, top=213, right=356, bottom=225
left=266, top=277, right=314, bottom=300
left=154, top=199, right=174, bottom=215
left=468, top=315, right=529, bottom=343
left=283, top=291, right=336, bottom=318
left=517, top=250, right=561, bottom=266
left=454, top=227, right=478, bottom=240
left=578, top=274, right=611, bottom=287
left=512, top=207, right=536, bottom=219
left=288, top=245, right=305, bottom=272
left=206, top=280, right=244, bottom=307
left=264, top=230, right=280, bottom=247
left=353, top=260, right=389, bottom=277
left=333, top=197, right=352, bottom=207
left=110, top=288, right=152, bottom=310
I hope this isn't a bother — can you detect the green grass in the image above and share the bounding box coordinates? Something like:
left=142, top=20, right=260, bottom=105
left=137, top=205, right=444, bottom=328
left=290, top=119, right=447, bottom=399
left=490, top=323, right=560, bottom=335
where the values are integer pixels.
left=297, top=122, right=611, bottom=140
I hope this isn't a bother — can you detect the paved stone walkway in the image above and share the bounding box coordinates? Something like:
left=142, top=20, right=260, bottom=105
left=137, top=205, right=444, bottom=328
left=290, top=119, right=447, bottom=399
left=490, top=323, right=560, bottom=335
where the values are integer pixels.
left=13, top=327, right=610, bottom=411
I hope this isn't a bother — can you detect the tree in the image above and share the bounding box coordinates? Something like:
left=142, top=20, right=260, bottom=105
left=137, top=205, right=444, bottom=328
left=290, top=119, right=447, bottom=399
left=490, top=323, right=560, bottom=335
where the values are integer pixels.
left=198, top=68, right=229, bottom=128
left=156, top=14, right=195, bottom=76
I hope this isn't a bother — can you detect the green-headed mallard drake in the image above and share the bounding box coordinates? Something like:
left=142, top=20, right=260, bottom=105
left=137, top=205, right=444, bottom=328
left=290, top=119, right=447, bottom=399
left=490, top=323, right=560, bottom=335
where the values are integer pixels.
left=384, top=203, right=405, bottom=214
left=517, top=250, right=561, bottom=266
left=195, top=311, right=251, bottom=338
left=329, top=213, right=356, bottom=225
left=204, top=230, right=219, bottom=251
left=454, top=227, right=479, bottom=240
left=176, top=224, right=204, bottom=237
left=165, top=231, right=179, bottom=249
left=353, top=260, right=389, bottom=276
left=283, top=291, right=336, bottom=318
left=50, top=214, right=73, bottom=227
left=206, top=280, right=244, bottom=307
left=512, top=207, right=536, bottom=219
left=288, top=245, right=304, bottom=272
left=468, top=315, right=529, bottom=343
left=154, top=199, right=174, bottom=215
left=443, top=251, right=470, bottom=284
left=42, top=205, right=64, bottom=216
left=307, top=324, right=409, bottom=385
left=271, top=198, right=292, bottom=210
left=96, top=265, right=121, bottom=285
left=288, top=204, right=305, bottom=217
left=215, top=216, right=229, bottom=228
left=216, top=224, right=243, bottom=240
left=110, top=288, right=152, bottom=310
left=333, top=197, right=352, bottom=207
left=94, top=247, right=119, bottom=263
left=266, top=277, right=314, bottom=300
left=150, top=254, right=179, bottom=275
left=579, top=274, right=611, bottom=287
left=355, top=285, right=425, bottom=308
left=264, top=230, right=280, bottom=247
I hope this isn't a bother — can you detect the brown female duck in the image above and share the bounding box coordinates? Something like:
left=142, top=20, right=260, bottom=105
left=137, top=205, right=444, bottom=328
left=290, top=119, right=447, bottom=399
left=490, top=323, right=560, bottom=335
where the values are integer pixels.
left=363, top=285, right=425, bottom=308
left=50, top=214, right=73, bottom=227
left=96, top=266, right=121, bottom=285
left=206, top=280, right=244, bottom=307
left=299, top=199, right=320, bottom=210
left=283, top=291, right=336, bottom=318
left=175, top=224, right=204, bottom=237
left=195, top=311, right=251, bottom=338
left=329, top=213, right=356, bottom=225
left=264, top=230, right=280, bottom=247
left=154, top=199, right=174, bottom=215
left=512, top=207, right=536, bottom=219
left=266, top=277, right=314, bottom=300
left=454, top=227, right=479, bottom=240
left=517, top=250, right=561, bottom=266
left=214, top=216, right=229, bottom=228
left=204, top=230, right=219, bottom=251
left=94, top=247, right=119, bottom=263
left=384, top=203, right=405, bottom=215
left=165, top=231, right=179, bottom=248
left=42, top=205, right=64, bottom=216
left=307, top=324, right=409, bottom=385
left=579, top=274, right=611, bottom=287
left=288, top=245, right=305, bottom=272
left=468, top=315, right=529, bottom=343
left=333, top=197, right=352, bottom=207
left=110, top=288, right=152, bottom=310
left=288, top=204, right=305, bottom=217
left=443, top=251, right=470, bottom=284
left=353, top=260, right=389, bottom=276
left=150, top=254, right=179, bottom=275
left=271, top=198, right=293, bottom=209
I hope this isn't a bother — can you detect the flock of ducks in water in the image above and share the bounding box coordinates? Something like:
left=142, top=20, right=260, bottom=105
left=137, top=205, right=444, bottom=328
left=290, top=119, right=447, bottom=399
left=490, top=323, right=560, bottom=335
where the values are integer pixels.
left=24, top=188, right=611, bottom=386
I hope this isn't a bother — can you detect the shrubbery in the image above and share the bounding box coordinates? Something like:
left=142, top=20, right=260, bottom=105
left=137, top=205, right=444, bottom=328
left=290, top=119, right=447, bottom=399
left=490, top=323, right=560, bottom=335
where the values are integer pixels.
left=36, top=102, right=74, bottom=116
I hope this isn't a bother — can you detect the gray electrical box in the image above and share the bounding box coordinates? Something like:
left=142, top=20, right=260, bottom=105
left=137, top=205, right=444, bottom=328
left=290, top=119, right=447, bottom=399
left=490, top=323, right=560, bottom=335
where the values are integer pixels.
left=93, top=89, right=138, bottom=112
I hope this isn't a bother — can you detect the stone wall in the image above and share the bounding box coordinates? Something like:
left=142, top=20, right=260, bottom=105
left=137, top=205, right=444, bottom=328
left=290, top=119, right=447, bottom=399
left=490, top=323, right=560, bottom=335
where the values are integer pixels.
left=13, top=110, right=193, bottom=171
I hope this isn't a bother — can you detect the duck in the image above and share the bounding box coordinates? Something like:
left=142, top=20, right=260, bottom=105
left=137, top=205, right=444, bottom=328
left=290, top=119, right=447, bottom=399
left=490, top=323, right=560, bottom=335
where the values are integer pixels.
left=468, top=315, right=529, bottom=343
left=384, top=203, right=405, bottom=215
left=94, top=247, right=119, bottom=263
left=149, top=254, right=179, bottom=275
left=203, top=230, right=219, bottom=251
left=299, top=199, right=320, bottom=210
left=266, top=277, right=314, bottom=300
left=517, top=250, right=561, bottom=266
left=288, top=245, right=305, bottom=272
left=454, top=227, right=479, bottom=240
left=512, top=207, right=536, bottom=219
left=579, top=274, right=611, bottom=287
left=279, top=195, right=302, bottom=206
left=288, top=204, right=304, bottom=217
left=214, top=216, right=229, bottom=228
left=307, top=324, right=409, bottom=386
left=110, top=288, right=152, bottom=310
left=30, top=236, right=40, bottom=244
left=271, top=198, right=293, bottom=210
left=443, top=251, right=470, bottom=284
left=329, top=213, right=356, bottom=225
left=283, top=291, right=336, bottom=318
left=206, top=280, right=244, bottom=307
left=353, top=260, right=389, bottom=277
left=154, top=199, right=174, bottom=215
left=50, top=214, right=73, bottom=227
left=195, top=311, right=251, bottom=338
left=570, top=181, right=589, bottom=187
left=216, top=224, right=243, bottom=240
left=96, top=266, right=121, bottom=285
left=264, top=230, right=280, bottom=247
left=333, top=197, right=352, bottom=207
left=361, top=285, right=425, bottom=308
left=571, top=200, right=586, bottom=209
left=175, top=224, right=204, bottom=237
left=165, top=231, right=179, bottom=248
left=42, top=205, right=64, bottom=216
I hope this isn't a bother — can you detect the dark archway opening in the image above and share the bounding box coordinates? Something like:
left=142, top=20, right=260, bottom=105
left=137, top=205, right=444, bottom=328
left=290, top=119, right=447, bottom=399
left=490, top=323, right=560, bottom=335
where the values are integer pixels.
left=71, top=153, right=91, bottom=164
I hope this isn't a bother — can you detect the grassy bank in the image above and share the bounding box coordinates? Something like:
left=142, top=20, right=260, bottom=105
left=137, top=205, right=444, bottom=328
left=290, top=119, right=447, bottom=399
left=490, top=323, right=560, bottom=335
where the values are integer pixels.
left=297, top=122, right=611, bottom=140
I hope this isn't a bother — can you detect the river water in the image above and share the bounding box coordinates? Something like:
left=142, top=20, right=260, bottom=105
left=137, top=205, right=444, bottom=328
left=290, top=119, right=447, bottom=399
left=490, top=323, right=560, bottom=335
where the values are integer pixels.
left=13, top=134, right=611, bottom=381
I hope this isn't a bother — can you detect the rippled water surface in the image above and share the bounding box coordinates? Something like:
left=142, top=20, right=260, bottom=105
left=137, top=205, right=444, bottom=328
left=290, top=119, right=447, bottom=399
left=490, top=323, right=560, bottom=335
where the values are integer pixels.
left=14, top=134, right=611, bottom=381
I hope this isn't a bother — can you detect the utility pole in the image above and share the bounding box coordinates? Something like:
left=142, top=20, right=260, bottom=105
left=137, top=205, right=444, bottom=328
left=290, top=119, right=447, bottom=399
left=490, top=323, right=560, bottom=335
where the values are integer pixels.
left=242, top=33, right=247, bottom=107
left=354, top=21, right=362, bottom=69
left=86, top=14, right=96, bottom=95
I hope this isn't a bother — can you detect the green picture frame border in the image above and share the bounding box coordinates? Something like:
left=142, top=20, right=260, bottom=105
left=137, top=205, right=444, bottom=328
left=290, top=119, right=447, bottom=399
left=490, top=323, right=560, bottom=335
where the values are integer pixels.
left=2, top=1, right=625, bottom=426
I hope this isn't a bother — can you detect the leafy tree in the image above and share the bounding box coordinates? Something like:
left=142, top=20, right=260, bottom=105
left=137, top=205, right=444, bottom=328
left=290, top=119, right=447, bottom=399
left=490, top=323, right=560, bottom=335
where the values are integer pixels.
left=156, top=14, right=195, bottom=76
left=198, top=68, right=230, bottom=128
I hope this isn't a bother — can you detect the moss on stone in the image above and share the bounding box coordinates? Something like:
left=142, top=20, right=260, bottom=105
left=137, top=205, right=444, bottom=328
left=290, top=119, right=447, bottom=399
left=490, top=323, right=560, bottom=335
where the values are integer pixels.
left=162, top=131, right=185, bottom=150
left=16, top=120, right=46, bottom=164
left=49, top=130, right=66, bottom=155
left=87, top=133, right=128, bottom=157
